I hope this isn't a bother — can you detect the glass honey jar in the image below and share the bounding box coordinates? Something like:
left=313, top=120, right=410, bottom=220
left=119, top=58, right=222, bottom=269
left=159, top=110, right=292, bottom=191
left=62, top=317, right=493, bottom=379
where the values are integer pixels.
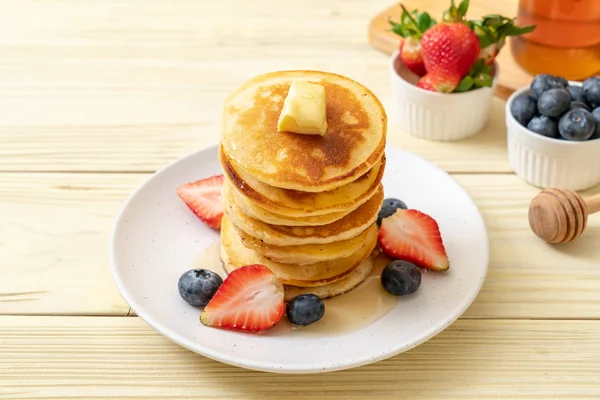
left=511, top=0, right=600, bottom=81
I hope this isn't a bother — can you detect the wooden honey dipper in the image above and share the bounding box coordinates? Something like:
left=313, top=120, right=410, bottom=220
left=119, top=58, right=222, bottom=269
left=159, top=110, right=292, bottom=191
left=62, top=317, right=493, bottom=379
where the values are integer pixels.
left=529, top=188, right=600, bottom=244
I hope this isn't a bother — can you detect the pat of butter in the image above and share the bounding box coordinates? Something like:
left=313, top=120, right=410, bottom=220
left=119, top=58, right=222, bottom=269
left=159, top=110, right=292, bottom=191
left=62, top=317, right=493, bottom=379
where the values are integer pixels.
left=277, top=80, right=327, bottom=136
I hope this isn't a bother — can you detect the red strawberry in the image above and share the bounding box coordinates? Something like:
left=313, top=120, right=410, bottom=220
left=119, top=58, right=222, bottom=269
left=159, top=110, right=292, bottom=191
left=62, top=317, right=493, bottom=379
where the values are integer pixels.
left=378, top=209, right=449, bottom=272
left=400, top=37, right=427, bottom=77
left=418, top=0, right=480, bottom=93
left=389, top=5, right=437, bottom=77
left=176, top=174, right=224, bottom=230
left=200, top=264, right=285, bottom=332
left=420, top=23, right=480, bottom=93
left=417, top=72, right=456, bottom=93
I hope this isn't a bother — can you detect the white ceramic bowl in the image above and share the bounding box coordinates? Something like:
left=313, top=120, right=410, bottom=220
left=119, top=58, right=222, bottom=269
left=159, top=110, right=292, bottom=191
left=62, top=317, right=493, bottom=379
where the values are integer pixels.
left=389, top=50, right=499, bottom=141
left=506, top=82, right=600, bottom=191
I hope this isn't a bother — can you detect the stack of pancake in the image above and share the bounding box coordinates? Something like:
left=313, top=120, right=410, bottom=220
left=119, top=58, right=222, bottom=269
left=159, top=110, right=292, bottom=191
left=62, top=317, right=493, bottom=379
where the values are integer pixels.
left=219, top=70, right=387, bottom=300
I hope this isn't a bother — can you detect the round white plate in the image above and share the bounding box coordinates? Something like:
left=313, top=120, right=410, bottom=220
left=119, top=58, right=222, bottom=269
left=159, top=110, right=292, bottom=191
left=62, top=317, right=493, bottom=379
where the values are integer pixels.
left=110, top=144, right=489, bottom=374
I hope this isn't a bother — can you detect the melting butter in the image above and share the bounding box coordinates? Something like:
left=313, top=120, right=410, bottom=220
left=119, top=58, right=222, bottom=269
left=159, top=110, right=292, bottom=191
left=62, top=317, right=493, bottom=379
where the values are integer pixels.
left=277, top=80, right=327, bottom=136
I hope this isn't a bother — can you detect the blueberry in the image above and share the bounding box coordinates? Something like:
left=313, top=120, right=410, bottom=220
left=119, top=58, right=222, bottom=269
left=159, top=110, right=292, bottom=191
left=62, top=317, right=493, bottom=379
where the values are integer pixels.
left=510, top=93, right=537, bottom=126
left=381, top=260, right=421, bottom=296
left=178, top=269, right=223, bottom=308
left=377, top=198, right=407, bottom=226
left=583, top=76, right=600, bottom=108
left=286, top=294, right=325, bottom=326
left=591, top=108, right=600, bottom=139
left=537, top=88, right=571, bottom=117
left=530, top=74, right=566, bottom=100
left=555, top=76, right=569, bottom=87
left=583, top=76, right=600, bottom=91
left=570, top=101, right=592, bottom=112
left=567, top=85, right=586, bottom=103
left=558, top=109, right=596, bottom=141
left=527, top=115, right=559, bottom=139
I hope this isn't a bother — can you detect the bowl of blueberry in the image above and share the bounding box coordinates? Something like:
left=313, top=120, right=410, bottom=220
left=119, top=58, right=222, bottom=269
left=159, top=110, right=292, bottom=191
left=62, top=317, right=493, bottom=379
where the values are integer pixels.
left=506, top=74, right=600, bottom=191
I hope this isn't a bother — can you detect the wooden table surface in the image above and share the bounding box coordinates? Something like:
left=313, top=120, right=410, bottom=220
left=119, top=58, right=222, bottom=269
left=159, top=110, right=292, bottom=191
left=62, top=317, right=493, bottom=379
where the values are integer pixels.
left=2, top=0, right=600, bottom=398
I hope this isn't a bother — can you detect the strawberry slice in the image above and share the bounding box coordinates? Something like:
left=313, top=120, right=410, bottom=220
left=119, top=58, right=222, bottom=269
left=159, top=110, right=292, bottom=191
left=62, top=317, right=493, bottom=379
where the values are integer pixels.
left=378, top=209, right=450, bottom=272
left=200, top=264, right=285, bottom=332
left=176, top=174, right=224, bottom=230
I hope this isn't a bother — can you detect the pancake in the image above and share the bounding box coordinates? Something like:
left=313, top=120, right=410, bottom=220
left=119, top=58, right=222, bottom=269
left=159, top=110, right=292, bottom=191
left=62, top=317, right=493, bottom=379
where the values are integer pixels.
left=225, top=184, right=383, bottom=246
left=222, top=255, right=375, bottom=301
left=221, top=146, right=385, bottom=217
left=220, top=70, right=387, bottom=192
left=220, top=213, right=377, bottom=287
left=223, top=180, right=349, bottom=226
left=281, top=256, right=374, bottom=301
left=237, top=223, right=378, bottom=266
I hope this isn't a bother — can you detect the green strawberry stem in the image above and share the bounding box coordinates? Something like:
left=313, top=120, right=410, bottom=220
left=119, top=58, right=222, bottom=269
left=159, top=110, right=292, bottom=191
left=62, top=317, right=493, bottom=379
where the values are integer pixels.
left=454, top=58, right=493, bottom=92
left=443, top=0, right=469, bottom=23
left=388, top=4, right=436, bottom=39
left=470, top=14, right=536, bottom=51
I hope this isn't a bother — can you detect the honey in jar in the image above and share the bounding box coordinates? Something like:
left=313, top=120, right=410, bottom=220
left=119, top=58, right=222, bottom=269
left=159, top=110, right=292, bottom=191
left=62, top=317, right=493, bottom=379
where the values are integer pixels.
left=511, top=0, right=600, bottom=80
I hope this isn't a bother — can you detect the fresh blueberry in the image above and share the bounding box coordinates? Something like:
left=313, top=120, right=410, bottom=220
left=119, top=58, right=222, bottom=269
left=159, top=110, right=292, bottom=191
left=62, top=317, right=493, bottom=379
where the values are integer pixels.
left=510, top=93, right=537, bottom=126
left=583, top=76, right=600, bottom=91
left=527, top=115, right=559, bottom=138
left=377, top=198, right=407, bottom=226
left=530, top=74, right=566, bottom=100
left=381, top=260, right=421, bottom=296
left=583, top=76, right=600, bottom=108
left=558, top=109, right=596, bottom=141
left=570, top=101, right=592, bottom=112
left=591, top=108, right=600, bottom=139
left=555, top=76, right=569, bottom=87
left=567, top=85, right=586, bottom=103
left=286, top=294, right=325, bottom=326
left=178, top=269, right=223, bottom=308
left=537, top=88, right=571, bottom=117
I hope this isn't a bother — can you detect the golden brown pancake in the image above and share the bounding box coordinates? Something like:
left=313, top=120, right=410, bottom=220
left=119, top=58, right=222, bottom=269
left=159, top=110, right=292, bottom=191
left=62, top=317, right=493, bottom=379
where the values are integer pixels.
left=236, top=223, right=378, bottom=265
left=221, top=146, right=385, bottom=217
left=220, top=254, right=375, bottom=301
left=225, top=184, right=384, bottom=246
left=281, top=256, right=374, bottom=301
left=220, top=70, right=387, bottom=192
left=222, top=180, right=349, bottom=226
left=220, top=214, right=378, bottom=287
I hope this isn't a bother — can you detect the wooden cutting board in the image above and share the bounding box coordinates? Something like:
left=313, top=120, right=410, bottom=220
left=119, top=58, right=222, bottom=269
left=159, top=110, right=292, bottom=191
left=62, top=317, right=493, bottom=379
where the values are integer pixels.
left=368, top=0, right=533, bottom=98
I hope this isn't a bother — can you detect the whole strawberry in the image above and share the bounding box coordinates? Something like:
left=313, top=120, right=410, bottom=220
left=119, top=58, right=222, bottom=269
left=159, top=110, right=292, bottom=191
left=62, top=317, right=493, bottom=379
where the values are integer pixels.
left=398, top=37, right=426, bottom=77
left=418, top=0, right=480, bottom=92
left=389, top=5, right=436, bottom=77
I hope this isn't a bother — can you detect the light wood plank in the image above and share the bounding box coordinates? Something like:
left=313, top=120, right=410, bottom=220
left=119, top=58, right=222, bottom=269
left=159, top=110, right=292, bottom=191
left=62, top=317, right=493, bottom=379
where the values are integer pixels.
left=0, top=173, right=143, bottom=316
left=1, top=172, right=599, bottom=318
left=0, top=0, right=512, bottom=173
left=1, top=316, right=600, bottom=398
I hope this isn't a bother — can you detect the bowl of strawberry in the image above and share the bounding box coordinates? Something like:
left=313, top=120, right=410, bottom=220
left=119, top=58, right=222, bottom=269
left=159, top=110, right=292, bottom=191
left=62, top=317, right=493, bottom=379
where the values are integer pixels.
left=388, top=0, right=534, bottom=141
left=506, top=74, right=600, bottom=191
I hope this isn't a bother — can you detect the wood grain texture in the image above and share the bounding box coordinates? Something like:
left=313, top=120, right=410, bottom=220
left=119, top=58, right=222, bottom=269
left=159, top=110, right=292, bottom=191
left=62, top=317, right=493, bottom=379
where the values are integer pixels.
left=0, top=0, right=513, bottom=173
left=0, top=173, right=141, bottom=316
left=2, top=0, right=600, bottom=396
left=2, top=172, right=599, bottom=318
left=368, top=0, right=534, bottom=95
left=1, top=316, right=600, bottom=399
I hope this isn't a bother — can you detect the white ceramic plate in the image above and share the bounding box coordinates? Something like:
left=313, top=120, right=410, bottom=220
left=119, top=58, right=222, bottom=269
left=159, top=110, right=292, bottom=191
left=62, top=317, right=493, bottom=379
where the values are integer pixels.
left=110, top=144, right=489, bottom=374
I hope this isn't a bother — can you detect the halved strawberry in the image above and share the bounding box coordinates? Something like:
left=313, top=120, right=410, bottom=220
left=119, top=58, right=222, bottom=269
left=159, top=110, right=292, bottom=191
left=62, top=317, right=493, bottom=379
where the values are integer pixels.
left=378, top=209, right=450, bottom=272
left=176, top=174, right=224, bottom=230
left=200, top=264, right=285, bottom=332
